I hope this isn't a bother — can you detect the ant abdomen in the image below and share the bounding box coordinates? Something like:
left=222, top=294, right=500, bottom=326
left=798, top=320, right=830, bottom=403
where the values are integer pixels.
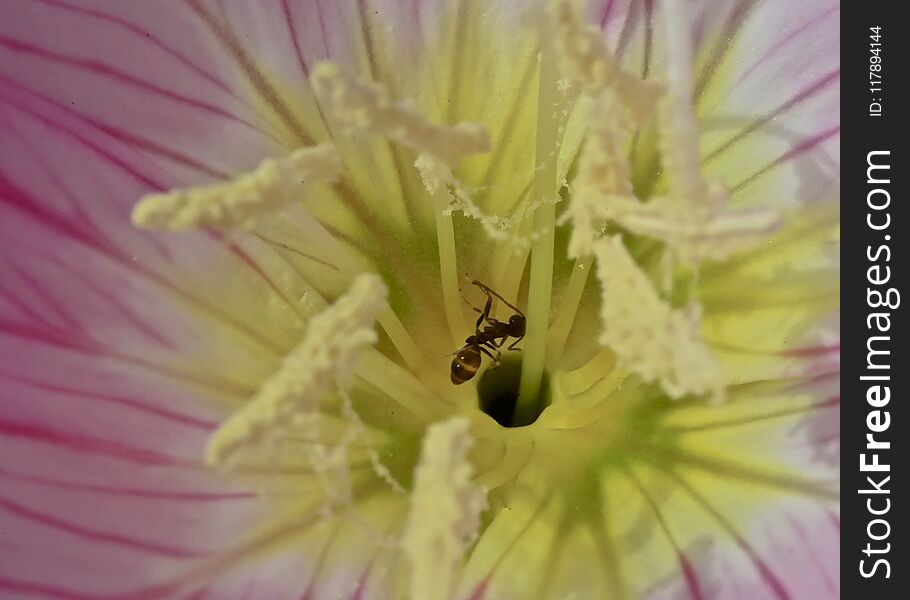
left=451, top=346, right=482, bottom=384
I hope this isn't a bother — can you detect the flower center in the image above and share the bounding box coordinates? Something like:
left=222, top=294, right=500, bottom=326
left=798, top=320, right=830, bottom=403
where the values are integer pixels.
left=476, top=355, right=551, bottom=427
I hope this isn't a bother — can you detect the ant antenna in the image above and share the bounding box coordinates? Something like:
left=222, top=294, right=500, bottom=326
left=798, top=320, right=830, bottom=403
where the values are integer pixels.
left=458, top=287, right=483, bottom=314
left=470, top=280, right=524, bottom=317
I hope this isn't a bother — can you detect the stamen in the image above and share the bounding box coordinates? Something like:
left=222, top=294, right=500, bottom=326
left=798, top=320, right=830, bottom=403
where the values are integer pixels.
left=515, top=11, right=563, bottom=422
left=279, top=204, right=429, bottom=372
left=416, top=155, right=523, bottom=242
left=551, top=0, right=662, bottom=124
left=594, top=236, right=724, bottom=402
left=563, top=90, right=634, bottom=258
left=658, top=0, right=704, bottom=202
left=592, top=187, right=781, bottom=265
left=413, top=154, right=472, bottom=344
left=310, top=62, right=490, bottom=164
left=547, top=256, right=593, bottom=358
left=597, top=0, right=781, bottom=266
left=132, top=144, right=341, bottom=230
left=402, top=417, right=487, bottom=600
left=205, top=273, right=388, bottom=467
left=310, top=63, right=494, bottom=350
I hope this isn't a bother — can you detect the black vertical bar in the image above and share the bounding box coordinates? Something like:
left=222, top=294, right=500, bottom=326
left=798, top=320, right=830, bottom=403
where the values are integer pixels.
left=842, top=2, right=907, bottom=596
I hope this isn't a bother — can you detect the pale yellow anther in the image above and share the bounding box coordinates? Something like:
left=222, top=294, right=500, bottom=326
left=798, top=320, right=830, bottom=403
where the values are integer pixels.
left=594, top=236, right=724, bottom=401
left=414, top=153, right=455, bottom=197
left=402, top=417, right=487, bottom=600
left=658, top=0, right=705, bottom=202
left=131, top=144, right=341, bottom=231
left=205, top=273, right=388, bottom=467
left=416, top=154, right=516, bottom=241
left=311, top=62, right=490, bottom=164
left=550, top=0, right=662, bottom=124
left=564, top=91, right=634, bottom=257
left=600, top=187, right=781, bottom=265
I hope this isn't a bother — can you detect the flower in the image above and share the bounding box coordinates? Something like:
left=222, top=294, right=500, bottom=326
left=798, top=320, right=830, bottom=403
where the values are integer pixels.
left=0, top=0, right=839, bottom=599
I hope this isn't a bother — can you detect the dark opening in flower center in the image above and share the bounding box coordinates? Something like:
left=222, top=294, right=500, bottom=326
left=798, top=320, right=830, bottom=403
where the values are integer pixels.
left=477, top=356, right=550, bottom=427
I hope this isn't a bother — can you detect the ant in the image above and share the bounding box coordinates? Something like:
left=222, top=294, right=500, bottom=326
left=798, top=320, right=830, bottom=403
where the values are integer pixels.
left=450, top=280, right=526, bottom=385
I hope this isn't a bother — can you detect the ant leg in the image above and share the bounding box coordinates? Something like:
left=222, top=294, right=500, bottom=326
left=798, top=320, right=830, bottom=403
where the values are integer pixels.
left=478, top=345, right=501, bottom=367
left=459, top=287, right=492, bottom=333
left=459, top=288, right=483, bottom=315
left=476, top=294, right=493, bottom=332
left=471, top=280, right=524, bottom=318
left=507, top=334, right=524, bottom=351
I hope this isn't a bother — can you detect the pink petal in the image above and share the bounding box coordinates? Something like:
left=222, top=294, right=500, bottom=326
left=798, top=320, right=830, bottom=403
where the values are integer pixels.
left=0, top=0, right=278, bottom=180
left=693, top=0, right=840, bottom=206
left=646, top=501, right=839, bottom=600
left=0, top=2, right=326, bottom=595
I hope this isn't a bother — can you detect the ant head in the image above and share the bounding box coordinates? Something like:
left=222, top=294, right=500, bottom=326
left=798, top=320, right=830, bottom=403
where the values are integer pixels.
left=508, top=314, right=526, bottom=335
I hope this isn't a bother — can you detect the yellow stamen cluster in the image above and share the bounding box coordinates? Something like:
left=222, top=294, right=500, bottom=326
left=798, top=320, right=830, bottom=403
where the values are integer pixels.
left=205, top=273, right=388, bottom=467
left=311, top=62, right=490, bottom=164
left=131, top=144, right=341, bottom=230
left=402, top=417, right=487, bottom=600
left=595, top=236, right=724, bottom=401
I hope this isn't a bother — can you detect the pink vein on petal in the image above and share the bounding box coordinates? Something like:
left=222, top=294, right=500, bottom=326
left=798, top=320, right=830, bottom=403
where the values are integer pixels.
left=0, top=494, right=206, bottom=558
left=184, top=586, right=212, bottom=600
left=732, top=125, right=840, bottom=192
left=32, top=0, right=238, bottom=95
left=0, top=466, right=253, bottom=503
left=0, top=171, right=115, bottom=253
left=1, top=73, right=232, bottom=179
left=0, top=317, right=101, bottom=354
left=782, top=513, right=838, bottom=595
left=466, top=578, right=490, bottom=600
left=705, top=69, right=839, bottom=163
left=281, top=0, right=310, bottom=78
left=612, top=0, right=641, bottom=58
left=0, top=418, right=191, bottom=467
left=348, top=565, right=372, bottom=600
left=0, top=35, right=258, bottom=130
left=2, top=104, right=184, bottom=276
left=0, top=160, right=285, bottom=358
left=624, top=468, right=705, bottom=600
left=0, top=77, right=232, bottom=179
left=0, top=577, right=103, bottom=600
left=738, top=5, right=839, bottom=84
left=0, top=279, right=47, bottom=328
left=0, top=94, right=165, bottom=191
left=52, top=256, right=175, bottom=349
left=314, top=0, right=334, bottom=58
left=780, top=343, right=839, bottom=358
left=670, top=472, right=793, bottom=600
left=777, top=125, right=841, bottom=163
left=0, top=264, right=83, bottom=335
left=600, top=0, right=618, bottom=27
left=0, top=369, right=217, bottom=430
